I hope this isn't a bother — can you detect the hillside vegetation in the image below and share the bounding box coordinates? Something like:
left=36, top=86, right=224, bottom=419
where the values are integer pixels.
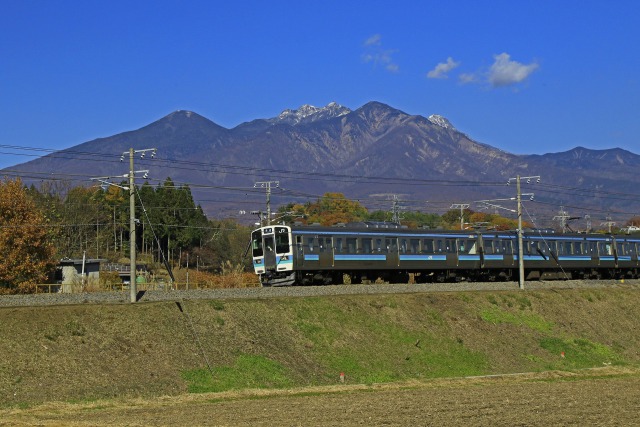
left=1, top=287, right=640, bottom=407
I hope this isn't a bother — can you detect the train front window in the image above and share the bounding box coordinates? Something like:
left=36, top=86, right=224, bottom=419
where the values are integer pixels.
left=251, top=230, right=264, bottom=257
left=275, top=231, right=290, bottom=254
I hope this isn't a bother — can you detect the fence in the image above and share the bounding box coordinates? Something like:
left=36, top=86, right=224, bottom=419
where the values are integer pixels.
left=34, top=281, right=234, bottom=293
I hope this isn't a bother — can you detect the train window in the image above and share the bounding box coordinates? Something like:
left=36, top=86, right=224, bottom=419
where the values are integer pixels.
left=501, top=240, right=512, bottom=254
left=251, top=230, right=264, bottom=257
left=484, top=239, right=494, bottom=254
left=423, top=239, right=434, bottom=253
left=587, top=241, right=597, bottom=255
left=538, top=243, right=549, bottom=255
left=375, top=238, right=383, bottom=252
left=436, top=239, right=444, bottom=253
left=572, top=242, right=582, bottom=255
left=598, top=242, right=612, bottom=256
left=325, top=238, right=332, bottom=250
left=386, top=238, right=397, bottom=252
left=335, top=238, right=343, bottom=253
left=617, top=242, right=628, bottom=256
left=461, top=239, right=476, bottom=254
left=318, top=237, right=330, bottom=253
left=362, top=238, right=372, bottom=253
left=410, top=239, right=420, bottom=254
left=275, top=232, right=290, bottom=254
left=305, top=237, right=315, bottom=252
left=400, top=239, right=408, bottom=254
left=346, top=238, right=357, bottom=253
left=264, top=236, right=275, bottom=252
left=446, top=239, right=456, bottom=254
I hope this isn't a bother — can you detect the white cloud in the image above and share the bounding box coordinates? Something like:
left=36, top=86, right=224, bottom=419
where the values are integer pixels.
left=458, top=73, right=477, bottom=85
left=488, top=53, right=539, bottom=87
left=386, top=63, right=399, bottom=73
left=427, top=57, right=460, bottom=79
left=362, top=34, right=399, bottom=73
left=364, top=34, right=382, bottom=47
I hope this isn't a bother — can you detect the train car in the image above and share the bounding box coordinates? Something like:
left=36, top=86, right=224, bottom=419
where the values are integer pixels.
left=250, top=222, right=640, bottom=286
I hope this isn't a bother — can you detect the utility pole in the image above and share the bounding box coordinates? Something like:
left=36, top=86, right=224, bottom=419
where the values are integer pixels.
left=508, top=175, right=540, bottom=290
left=128, top=148, right=137, bottom=303
left=450, top=203, right=470, bottom=230
left=601, top=214, right=616, bottom=233
left=391, top=195, right=403, bottom=223
left=553, top=206, right=570, bottom=233
left=516, top=176, right=524, bottom=289
left=91, top=148, right=155, bottom=302
left=254, top=181, right=279, bottom=225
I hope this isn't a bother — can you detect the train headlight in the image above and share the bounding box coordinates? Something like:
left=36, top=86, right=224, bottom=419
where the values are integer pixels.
left=280, top=255, right=289, bottom=261
left=255, top=259, right=263, bottom=265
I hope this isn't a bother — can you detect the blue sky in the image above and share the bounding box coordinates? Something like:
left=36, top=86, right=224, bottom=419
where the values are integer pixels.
left=1, top=0, right=639, bottom=169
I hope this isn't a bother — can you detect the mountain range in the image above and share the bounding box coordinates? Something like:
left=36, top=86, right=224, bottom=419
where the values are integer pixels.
left=4, top=101, right=640, bottom=227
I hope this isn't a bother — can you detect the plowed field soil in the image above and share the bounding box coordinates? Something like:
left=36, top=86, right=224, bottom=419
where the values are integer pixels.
left=2, top=367, right=639, bottom=426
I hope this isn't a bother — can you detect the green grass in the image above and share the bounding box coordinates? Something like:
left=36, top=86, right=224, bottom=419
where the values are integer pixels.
left=182, top=354, right=293, bottom=393
left=480, top=306, right=554, bottom=332
left=290, top=298, right=488, bottom=384
left=4, top=289, right=640, bottom=405
left=540, top=337, right=625, bottom=369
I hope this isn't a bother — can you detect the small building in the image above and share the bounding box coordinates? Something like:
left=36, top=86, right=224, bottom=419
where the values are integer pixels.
left=56, top=258, right=107, bottom=293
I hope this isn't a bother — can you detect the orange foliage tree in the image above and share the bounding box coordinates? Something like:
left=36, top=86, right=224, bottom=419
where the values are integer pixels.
left=0, top=178, right=57, bottom=293
left=304, top=193, right=368, bottom=226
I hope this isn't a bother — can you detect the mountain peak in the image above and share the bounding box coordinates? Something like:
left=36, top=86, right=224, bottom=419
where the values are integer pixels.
left=273, top=102, right=351, bottom=125
left=428, top=114, right=455, bottom=131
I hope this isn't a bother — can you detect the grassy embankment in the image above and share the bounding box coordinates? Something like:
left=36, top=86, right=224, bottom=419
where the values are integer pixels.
left=1, top=286, right=639, bottom=407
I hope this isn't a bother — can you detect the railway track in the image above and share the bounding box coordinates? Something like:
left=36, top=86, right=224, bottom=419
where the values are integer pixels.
left=1, top=279, right=639, bottom=308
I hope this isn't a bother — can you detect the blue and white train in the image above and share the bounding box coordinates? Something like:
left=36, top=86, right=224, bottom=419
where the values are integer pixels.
left=250, top=222, right=640, bottom=286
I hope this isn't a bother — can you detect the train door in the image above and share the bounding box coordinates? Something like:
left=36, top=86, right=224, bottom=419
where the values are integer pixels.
left=445, top=238, right=457, bottom=267
left=295, top=235, right=304, bottom=266
left=262, top=233, right=277, bottom=271
left=251, top=228, right=265, bottom=274
left=319, top=236, right=333, bottom=268
left=386, top=237, right=399, bottom=266
left=586, top=240, right=598, bottom=265
left=501, top=238, right=515, bottom=266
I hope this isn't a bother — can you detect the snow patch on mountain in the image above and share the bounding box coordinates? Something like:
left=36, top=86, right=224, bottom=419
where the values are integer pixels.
left=428, top=114, right=455, bottom=130
left=273, top=102, right=351, bottom=125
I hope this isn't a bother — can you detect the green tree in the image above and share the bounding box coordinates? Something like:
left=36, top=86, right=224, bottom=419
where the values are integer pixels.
left=441, top=208, right=473, bottom=229
left=0, top=178, right=57, bottom=293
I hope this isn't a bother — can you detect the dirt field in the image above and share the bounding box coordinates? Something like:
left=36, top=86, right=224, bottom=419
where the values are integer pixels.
left=2, top=367, right=639, bottom=426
